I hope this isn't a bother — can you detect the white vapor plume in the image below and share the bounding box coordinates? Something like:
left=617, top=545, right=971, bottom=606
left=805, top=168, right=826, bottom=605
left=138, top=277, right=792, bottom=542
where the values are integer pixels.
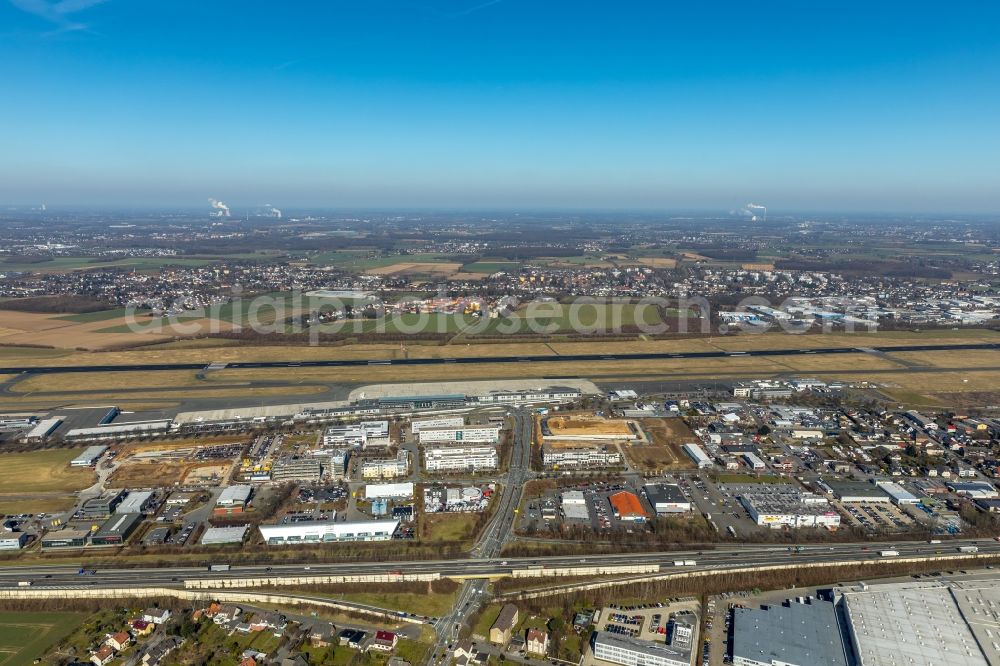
left=731, top=202, right=767, bottom=222
left=208, top=198, right=231, bottom=217
left=265, top=204, right=282, bottom=219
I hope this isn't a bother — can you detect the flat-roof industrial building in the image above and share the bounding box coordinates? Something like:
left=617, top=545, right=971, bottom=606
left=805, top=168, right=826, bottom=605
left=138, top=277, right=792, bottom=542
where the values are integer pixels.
left=259, top=520, right=399, bottom=545
left=201, top=525, right=249, bottom=545
left=732, top=600, right=848, bottom=666
left=116, top=490, right=155, bottom=515
left=70, top=445, right=108, bottom=467
left=643, top=484, right=691, bottom=514
left=91, top=512, right=143, bottom=546
left=837, top=580, right=991, bottom=666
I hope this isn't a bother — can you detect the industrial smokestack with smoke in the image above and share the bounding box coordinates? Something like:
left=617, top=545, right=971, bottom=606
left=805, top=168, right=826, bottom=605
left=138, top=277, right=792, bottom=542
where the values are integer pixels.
left=730, top=202, right=767, bottom=222
left=265, top=204, right=282, bottom=219
left=208, top=198, right=231, bottom=217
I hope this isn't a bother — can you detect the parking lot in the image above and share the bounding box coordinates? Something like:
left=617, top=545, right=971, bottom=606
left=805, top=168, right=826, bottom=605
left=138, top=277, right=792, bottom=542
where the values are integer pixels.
left=834, top=499, right=915, bottom=531
left=520, top=480, right=657, bottom=533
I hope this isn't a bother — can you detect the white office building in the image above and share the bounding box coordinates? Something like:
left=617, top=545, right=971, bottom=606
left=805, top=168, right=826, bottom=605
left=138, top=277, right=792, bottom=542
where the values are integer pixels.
left=424, top=443, right=498, bottom=472
left=419, top=426, right=500, bottom=444
left=411, top=416, right=465, bottom=433
left=323, top=421, right=390, bottom=448
left=592, top=633, right=691, bottom=666
left=361, top=451, right=409, bottom=479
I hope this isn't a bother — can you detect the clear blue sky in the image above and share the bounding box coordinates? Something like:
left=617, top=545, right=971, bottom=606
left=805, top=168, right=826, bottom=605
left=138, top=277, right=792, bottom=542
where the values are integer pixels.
left=1, top=0, right=999, bottom=212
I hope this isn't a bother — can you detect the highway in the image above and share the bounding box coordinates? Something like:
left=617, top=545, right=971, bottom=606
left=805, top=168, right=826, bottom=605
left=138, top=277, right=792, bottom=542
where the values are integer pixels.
left=2, top=538, right=998, bottom=591
left=1, top=341, right=998, bottom=375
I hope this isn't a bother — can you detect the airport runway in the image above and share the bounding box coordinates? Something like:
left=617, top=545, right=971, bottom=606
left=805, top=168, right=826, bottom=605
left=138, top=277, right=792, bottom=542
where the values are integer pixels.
left=1, top=341, right=997, bottom=375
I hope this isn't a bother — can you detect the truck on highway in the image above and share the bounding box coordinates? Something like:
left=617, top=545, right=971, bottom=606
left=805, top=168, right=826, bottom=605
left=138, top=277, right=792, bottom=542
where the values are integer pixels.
left=17, top=581, right=32, bottom=587
left=958, top=546, right=979, bottom=553
left=208, top=564, right=231, bottom=572
left=77, top=568, right=95, bottom=575
left=928, top=539, right=942, bottom=544
left=879, top=550, right=900, bottom=557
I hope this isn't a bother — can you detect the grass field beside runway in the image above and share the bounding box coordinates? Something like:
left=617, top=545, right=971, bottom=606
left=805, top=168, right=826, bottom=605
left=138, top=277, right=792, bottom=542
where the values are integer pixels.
left=0, top=449, right=94, bottom=494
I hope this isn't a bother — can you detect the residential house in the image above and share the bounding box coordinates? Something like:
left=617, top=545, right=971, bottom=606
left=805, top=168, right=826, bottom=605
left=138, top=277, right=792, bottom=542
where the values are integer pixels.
left=91, top=645, right=115, bottom=666
left=130, top=619, right=154, bottom=636
left=489, top=604, right=519, bottom=646
left=452, top=640, right=484, bottom=666
left=213, top=605, right=242, bottom=626
left=309, top=622, right=337, bottom=648
left=526, top=629, right=549, bottom=656
left=143, top=608, right=171, bottom=625
left=106, top=631, right=131, bottom=651
left=369, top=630, right=398, bottom=652
left=139, top=636, right=183, bottom=666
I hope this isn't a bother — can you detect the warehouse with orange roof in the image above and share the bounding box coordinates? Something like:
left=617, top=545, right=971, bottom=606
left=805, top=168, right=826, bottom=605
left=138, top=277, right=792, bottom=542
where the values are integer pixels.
left=608, top=491, right=649, bottom=522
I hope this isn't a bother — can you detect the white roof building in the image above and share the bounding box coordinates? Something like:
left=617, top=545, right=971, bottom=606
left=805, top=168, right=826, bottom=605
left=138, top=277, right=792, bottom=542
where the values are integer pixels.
left=365, top=482, right=414, bottom=499
left=201, top=525, right=249, bottom=545
left=259, top=520, right=399, bottom=544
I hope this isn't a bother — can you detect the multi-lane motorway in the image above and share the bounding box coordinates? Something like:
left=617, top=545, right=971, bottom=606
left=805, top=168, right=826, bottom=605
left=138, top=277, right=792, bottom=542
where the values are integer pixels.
left=2, top=538, right=998, bottom=590
left=1, top=341, right=997, bottom=375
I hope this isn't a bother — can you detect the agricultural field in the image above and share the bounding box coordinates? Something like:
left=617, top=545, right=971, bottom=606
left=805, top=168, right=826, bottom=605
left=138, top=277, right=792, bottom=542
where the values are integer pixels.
left=0, top=611, right=87, bottom=666
left=363, top=261, right=463, bottom=277
left=460, top=261, right=520, bottom=273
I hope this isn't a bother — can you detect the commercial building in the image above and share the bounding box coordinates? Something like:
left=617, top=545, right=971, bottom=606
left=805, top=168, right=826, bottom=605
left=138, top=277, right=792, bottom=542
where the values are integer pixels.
left=682, top=443, right=713, bottom=469
left=0, top=533, right=28, bottom=550
left=79, top=490, right=127, bottom=519
left=742, top=452, right=766, bottom=471
left=361, top=451, right=409, bottom=479
left=731, top=601, right=848, bottom=666
left=419, top=426, right=500, bottom=444
left=424, top=444, right=498, bottom=473
left=40, top=528, right=89, bottom=549
left=947, top=481, right=999, bottom=499
left=591, top=632, right=691, bottom=666
left=643, top=484, right=691, bottom=514
left=116, top=491, right=155, bottom=515
left=64, top=420, right=171, bottom=441
left=838, top=580, right=991, bottom=666
left=215, top=485, right=253, bottom=515
left=23, top=417, right=63, bottom=442
left=70, top=445, right=108, bottom=467
left=259, top=520, right=399, bottom=544
left=322, top=421, right=389, bottom=448
left=561, top=491, right=590, bottom=521
left=328, top=448, right=351, bottom=480
left=201, top=525, right=249, bottom=545
left=271, top=457, right=323, bottom=482
left=828, top=481, right=892, bottom=504
left=608, top=491, right=649, bottom=522
left=874, top=480, right=921, bottom=505
left=541, top=445, right=621, bottom=468
left=365, top=482, right=414, bottom=500
left=91, top=512, right=143, bottom=546
left=411, top=416, right=465, bottom=433
left=736, top=487, right=841, bottom=529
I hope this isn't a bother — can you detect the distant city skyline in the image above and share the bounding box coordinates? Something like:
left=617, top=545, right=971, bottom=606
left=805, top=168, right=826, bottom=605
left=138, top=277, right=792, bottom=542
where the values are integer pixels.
left=1, top=0, right=999, bottom=212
